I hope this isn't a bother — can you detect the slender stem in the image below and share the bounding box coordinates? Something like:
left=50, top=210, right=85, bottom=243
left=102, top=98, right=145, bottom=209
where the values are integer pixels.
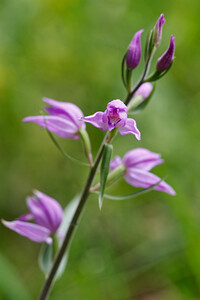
left=38, top=133, right=108, bottom=300
left=124, top=53, right=153, bottom=106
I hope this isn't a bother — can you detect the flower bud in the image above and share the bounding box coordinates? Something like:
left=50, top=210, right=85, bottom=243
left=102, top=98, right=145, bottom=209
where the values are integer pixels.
left=127, top=83, right=153, bottom=113
left=156, top=35, right=175, bottom=72
left=154, top=14, right=166, bottom=47
left=134, top=82, right=153, bottom=100
left=126, top=29, right=144, bottom=70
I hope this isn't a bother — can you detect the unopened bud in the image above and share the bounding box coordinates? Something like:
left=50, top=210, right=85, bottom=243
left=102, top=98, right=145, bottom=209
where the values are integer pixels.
left=127, top=83, right=154, bottom=113
left=134, top=82, right=153, bottom=100
left=154, top=14, right=166, bottom=47
left=126, top=29, right=144, bottom=70
left=156, top=35, right=175, bottom=72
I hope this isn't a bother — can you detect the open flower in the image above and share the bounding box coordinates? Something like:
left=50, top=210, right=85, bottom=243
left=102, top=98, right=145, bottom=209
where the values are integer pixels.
left=83, top=99, right=141, bottom=140
left=23, top=98, right=86, bottom=140
left=2, top=190, right=63, bottom=243
left=110, top=148, right=176, bottom=195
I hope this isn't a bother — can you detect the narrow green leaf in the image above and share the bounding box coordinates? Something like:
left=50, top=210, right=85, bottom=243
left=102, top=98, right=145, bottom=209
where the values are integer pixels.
left=99, top=144, right=113, bottom=209
left=38, top=242, right=53, bottom=276
left=101, top=179, right=165, bottom=200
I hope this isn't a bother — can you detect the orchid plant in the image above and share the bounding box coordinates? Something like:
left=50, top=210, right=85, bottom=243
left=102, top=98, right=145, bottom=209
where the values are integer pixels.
left=2, top=13, right=175, bottom=300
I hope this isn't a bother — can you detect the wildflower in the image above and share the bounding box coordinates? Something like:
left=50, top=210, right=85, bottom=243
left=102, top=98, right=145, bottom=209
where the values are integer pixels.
left=154, top=14, right=166, bottom=47
left=23, top=98, right=86, bottom=140
left=156, top=35, right=175, bottom=72
left=83, top=99, right=141, bottom=140
left=126, top=30, right=144, bottom=70
left=110, top=148, right=176, bottom=195
left=2, top=190, right=63, bottom=243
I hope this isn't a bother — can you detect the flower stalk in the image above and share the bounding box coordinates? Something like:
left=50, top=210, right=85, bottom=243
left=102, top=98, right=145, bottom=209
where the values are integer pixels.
left=38, top=133, right=108, bottom=300
left=124, top=53, right=153, bottom=106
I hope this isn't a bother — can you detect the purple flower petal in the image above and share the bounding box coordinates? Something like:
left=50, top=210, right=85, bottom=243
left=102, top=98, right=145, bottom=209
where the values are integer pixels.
left=83, top=112, right=108, bottom=131
left=134, top=83, right=153, bottom=100
left=126, top=30, right=144, bottom=70
left=27, top=190, right=63, bottom=233
left=18, top=213, right=33, bottom=222
left=43, top=98, right=85, bottom=130
left=123, top=148, right=163, bottom=171
left=2, top=220, right=52, bottom=243
left=110, top=156, right=123, bottom=171
left=103, top=100, right=127, bottom=130
left=117, top=118, right=141, bottom=140
left=84, top=100, right=140, bottom=140
left=154, top=14, right=166, bottom=47
left=156, top=35, right=175, bottom=72
left=124, top=168, right=176, bottom=195
left=23, top=116, right=80, bottom=139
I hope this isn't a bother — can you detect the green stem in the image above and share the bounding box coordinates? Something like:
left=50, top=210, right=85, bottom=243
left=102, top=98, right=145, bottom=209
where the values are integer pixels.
left=124, top=47, right=155, bottom=106
left=126, top=68, right=132, bottom=93
left=38, top=133, right=109, bottom=300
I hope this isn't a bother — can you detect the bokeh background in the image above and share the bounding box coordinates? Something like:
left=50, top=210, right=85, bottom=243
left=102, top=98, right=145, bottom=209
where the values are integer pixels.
left=0, top=0, right=200, bottom=299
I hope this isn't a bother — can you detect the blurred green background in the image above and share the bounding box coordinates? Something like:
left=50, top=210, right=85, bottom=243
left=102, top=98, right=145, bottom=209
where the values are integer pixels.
left=0, top=0, right=200, bottom=299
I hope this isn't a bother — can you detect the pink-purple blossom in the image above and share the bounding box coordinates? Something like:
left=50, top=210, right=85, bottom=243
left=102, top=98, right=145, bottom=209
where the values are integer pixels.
left=154, top=14, right=166, bottom=47
left=2, top=190, right=63, bottom=243
left=126, top=30, right=144, bottom=70
left=110, top=148, right=176, bottom=195
left=156, top=35, right=175, bottom=72
left=23, top=98, right=86, bottom=140
left=83, top=99, right=141, bottom=140
left=134, top=82, right=153, bottom=100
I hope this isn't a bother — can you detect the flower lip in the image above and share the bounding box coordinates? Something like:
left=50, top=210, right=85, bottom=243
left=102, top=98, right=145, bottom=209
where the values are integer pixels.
left=103, top=100, right=128, bottom=130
